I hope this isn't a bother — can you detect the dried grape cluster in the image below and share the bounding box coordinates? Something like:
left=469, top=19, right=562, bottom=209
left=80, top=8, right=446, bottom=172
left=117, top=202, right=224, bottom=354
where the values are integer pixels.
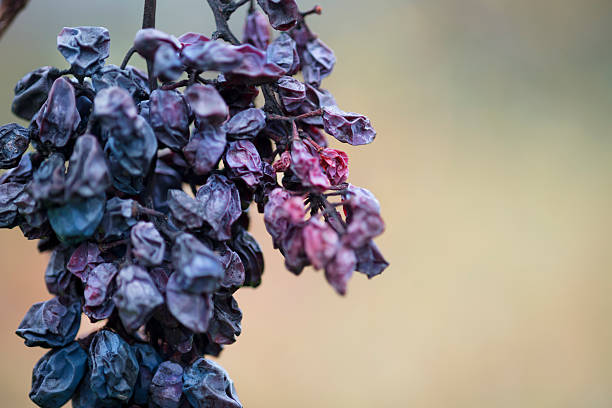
left=2, top=1, right=388, bottom=407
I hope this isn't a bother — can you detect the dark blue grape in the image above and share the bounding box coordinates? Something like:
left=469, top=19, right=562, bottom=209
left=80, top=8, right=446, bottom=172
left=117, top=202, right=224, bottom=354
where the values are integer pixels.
left=29, top=153, right=65, bottom=204
left=12, top=66, right=60, bottom=120
left=355, top=241, right=389, bottom=279
left=183, top=358, right=242, bottom=408
left=100, top=197, right=137, bottom=239
left=48, top=194, right=105, bottom=244
left=230, top=227, right=264, bottom=288
left=131, top=343, right=162, bottom=405
left=16, top=296, right=81, bottom=348
left=92, top=64, right=150, bottom=102
left=0, top=123, right=29, bottom=169
left=208, top=293, right=242, bottom=346
left=44, top=248, right=75, bottom=297
left=88, top=330, right=139, bottom=403
left=29, top=342, right=87, bottom=408
left=172, top=232, right=224, bottom=294
left=0, top=182, right=25, bottom=228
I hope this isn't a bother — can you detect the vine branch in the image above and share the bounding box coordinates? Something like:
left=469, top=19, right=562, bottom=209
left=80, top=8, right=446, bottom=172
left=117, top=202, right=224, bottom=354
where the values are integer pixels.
left=0, top=0, right=29, bottom=40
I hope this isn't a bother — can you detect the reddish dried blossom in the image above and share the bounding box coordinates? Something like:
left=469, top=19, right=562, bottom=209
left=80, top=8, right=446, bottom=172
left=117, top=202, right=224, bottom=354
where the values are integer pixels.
left=264, top=188, right=304, bottom=246
left=290, top=140, right=330, bottom=192
left=302, top=217, right=339, bottom=270
left=319, top=148, right=349, bottom=186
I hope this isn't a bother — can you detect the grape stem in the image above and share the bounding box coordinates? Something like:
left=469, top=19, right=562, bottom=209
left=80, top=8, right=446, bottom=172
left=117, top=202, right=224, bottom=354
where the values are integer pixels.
left=206, top=0, right=241, bottom=45
left=142, top=0, right=157, bottom=29
left=0, top=0, right=29, bottom=40
left=120, top=47, right=136, bottom=70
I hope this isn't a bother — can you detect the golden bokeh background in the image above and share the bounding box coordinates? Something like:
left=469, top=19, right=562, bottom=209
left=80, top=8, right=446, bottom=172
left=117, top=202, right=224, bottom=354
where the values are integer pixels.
left=1, top=0, right=612, bottom=406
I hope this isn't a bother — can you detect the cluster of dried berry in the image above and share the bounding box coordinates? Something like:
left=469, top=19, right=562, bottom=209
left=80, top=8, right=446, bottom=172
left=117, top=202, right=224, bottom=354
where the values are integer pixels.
left=2, top=1, right=388, bottom=407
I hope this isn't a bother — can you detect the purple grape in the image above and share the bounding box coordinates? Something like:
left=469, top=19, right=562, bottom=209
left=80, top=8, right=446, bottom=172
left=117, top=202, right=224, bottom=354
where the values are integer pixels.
left=181, top=40, right=243, bottom=72
left=224, top=108, right=266, bottom=139
left=149, top=361, right=184, bottom=408
left=134, top=28, right=181, bottom=60
left=224, top=140, right=264, bottom=188
left=243, top=10, right=270, bottom=50
left=290, top=139, right=330, bottom=191
left=149, top=89, right=190, bottom=151
left=322, top=106, right=377, bottom=145
left=12, top=66, right=60, bottom=120
left=267, top=33, right=299, bottom=75
left=82, top=262, right=117, bottom=321
left=166, top=272, right=214, bottom=333
left=131, top=221, right=166, bottom=266
left=184, top=84, right=229, bottom=125
left=301, top=39, right=336, bottom=86
left=196, top=174, right=242, bottom=241
left=113, top=265, right=164, bottom=331
left=35, top=77, right=81, bottom=148
left=65, top=134, right=111, bottom=199
left=183, top=122, right=227, bottom=175
left=257, top=0, right=299, bottom=31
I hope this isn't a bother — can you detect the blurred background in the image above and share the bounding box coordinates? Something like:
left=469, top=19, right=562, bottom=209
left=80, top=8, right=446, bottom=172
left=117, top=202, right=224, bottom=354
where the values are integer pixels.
left=1, top=0, right=612, bottom=406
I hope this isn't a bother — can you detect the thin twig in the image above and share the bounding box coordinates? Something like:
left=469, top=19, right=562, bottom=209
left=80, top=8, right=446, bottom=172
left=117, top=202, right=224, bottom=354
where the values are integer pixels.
left=205, top=0, right=241, bottom=45
left=120, top=47, right=136, bottom=69
left=0, top=0, right=29, bottom=41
